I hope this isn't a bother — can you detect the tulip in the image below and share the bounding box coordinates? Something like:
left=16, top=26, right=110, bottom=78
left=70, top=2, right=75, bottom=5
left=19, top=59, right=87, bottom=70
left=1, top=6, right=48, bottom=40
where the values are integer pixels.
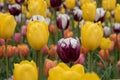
left=7, top=0, right=16, bottom=4
left=103, top=26, right=111, bottom=37
left=105, top=11, right=111, bottom=19
left=49, top=24, right=56, bottom=35
left=100, top=37, right=112, bottom=50
left=0, top=0, right=3, bottom=2
left=48, top=63, right=85, bottom=80
left=116, top=60, right=120, bottom=76
left=102, top=0, right=116, bottom=11
left=95, top=8, right=106, bottom=22
left=8, top=4, right=21, bottom=16
left=0, top=2, right=4, bottom=10
left=15, top=0, right=24, bottom=4
left=0, top=38, right=5, bottom=45
left=26, top=0, right=47, bottom=18
left=43, top=59, right=58, bottom=77
left=41, top=45, right=49, bottom=56
left=79, top=0, right=92, bottom=6
left=81, top=72, right=100, bottom=80
left=80, top=46, right=89, bottom=55
left=21, top=25, right=27, bottom=37
left=73, top=7, right=82, bottom=21
left=81, top=21, right=103, bottom=51
left=114, top=4, right=120, bottom=23
left=57, top=37, right=80, bottom=63
left=99, top=49, right=110, bottom=61
left=113, top=23, right=120, bottom=34
left=50, top=0, right=62, bottom=8
left=57, top=14, right=70, bottom=30
left=82, top=2, right=96, bottom=21
left=13, top=33, right=21, bottom=45
left=0, top=13, right=16, bottom=39
left=74, top=53, right=85, bottom=65
left=13, top=60, right=38, bottom=80
left=27, top=17, right=49, bottom=50
left=65, top=0, right=76, bottom=10
left=17, top=44, right=29, bottom=58
left=64, top=29, right=73, bottom=38
left=48, top=45, right=57, bottom=58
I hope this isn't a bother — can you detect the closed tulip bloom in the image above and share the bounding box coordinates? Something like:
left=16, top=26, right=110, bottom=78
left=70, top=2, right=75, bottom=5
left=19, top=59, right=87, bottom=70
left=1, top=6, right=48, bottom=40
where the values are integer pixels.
left=57, top=38, right=80, bottom=63
left=26, top=0, right=47, bottom=18
left=73, top=7, right=82, bottom=21
left=114, top=4, right=120, bottom=23
left=14, top=60, right=38, bottom=80
left=81, top=72, right=100, bottom=80
left=27, top=17, right=49, bottom=50
left=104, top=26, right=111, bottom=37
left=13, top=33, right=21, bottom=45
left=82, top=2, right=96, bottom=21
left=15, top=0, right=24, bottom=4
left=100, top=37, right=112, bottom=50
left=48, top=63, right=84, bottom=80
left=79, top=0, right=92, bottom=6
left=113, top=23, right=120, bottom=34
left=57, top=14, right=70, bottom=30
left=7, top=0, right=16, bottom=4
left=0, top=13, right=16, bottom=39
left=50, top=0, right=62, bottom=8
left=95, top=8, right=106, bottom=22
left=102, top=0, right=116, bottom=11
left=65, top=0, right=76, bottom=10
left=0, top=0, right=3, bottom=2
left=81, top=21, right=103, bottom=51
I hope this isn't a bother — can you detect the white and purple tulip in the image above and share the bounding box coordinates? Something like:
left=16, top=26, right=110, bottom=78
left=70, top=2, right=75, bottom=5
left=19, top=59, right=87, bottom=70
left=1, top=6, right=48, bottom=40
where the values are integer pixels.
left=57, top=14, right=70, bottom=30
left=8, top=4, right=21, bottom=16
left=57, top=37, right=80, bottom=63
left=73, top=7, right=82, bottom=21
left=95, top=8, right=106, bottom=22
left=104, top=26, right=111, bottom=37
left=113, top=23, right=120, bottom=34
left=15, top=0, right=25, bottom=4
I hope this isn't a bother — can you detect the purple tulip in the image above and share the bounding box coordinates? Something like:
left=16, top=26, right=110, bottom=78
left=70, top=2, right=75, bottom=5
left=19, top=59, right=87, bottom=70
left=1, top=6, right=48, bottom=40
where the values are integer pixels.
left=57, top=38, right=80, bottom=63
left=8, top=4, right=21, bottom=16
left=0, top=3, right=4, bottom=10
left=15, top=0, right=25, bottom=4
left=13, top=33, right=21, bottom=44
left=50, top=0, right=62, bottom=8
left=113, top=23, right=120, bottom=34
left=73, top=7, right=82, bottom=21
left=104, top=26, right=111, bottom=37
left=57, top=14, right=70, bottom=30
left=95, top=8, right=106, bottom=22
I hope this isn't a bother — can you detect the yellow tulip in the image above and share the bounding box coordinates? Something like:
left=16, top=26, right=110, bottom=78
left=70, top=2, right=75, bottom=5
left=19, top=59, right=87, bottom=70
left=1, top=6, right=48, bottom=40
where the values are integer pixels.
left=7, top=0, right=15, bottom=4
left=27, top=0, right=47, bottom=18
left=45, top=0, right=51, bottom=7
left=48, top=63, right=85, bottom=80
left=82, top=2, right=96, bottom=21
left=27, top=20, right=49, bottom=50
left=81, top=72, right=100, bottom=80
left=105, top=11, right=111, bottom=19
left=14, top=60, right=38, bottom=80
left=114, top=4, right=120, bottom=23
left=81, top=21, right=103, bottom=51
left=80, top=0, right=93, bottom=6
left=102, top=0, right=116, bottom=11
left=0, top=0, right=3, bottom=2
left=0, top=13, right=16, bottom=39
left=100, top=37, right=112, bottom=50
left=65, top=0, right=76, bottom=9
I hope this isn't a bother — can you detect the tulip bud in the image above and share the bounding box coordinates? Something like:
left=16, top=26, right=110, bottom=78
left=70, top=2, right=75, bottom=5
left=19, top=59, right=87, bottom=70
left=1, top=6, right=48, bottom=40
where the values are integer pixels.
left=17, top=44, right=29, bottom=58
left=116, top=60, right=120, bottom=76
left=0, top=38, right=5, bottom=45
left=50, top=0, right=62, bottom=8
left=73, top=7, right=82, bottom=21
left=57, top=14, right=70, bottom=30
left=99, top=49, right=109, bottom=61
left=95, top=8, right=106, bottom=22
left=49, top=24, right=56, bottom=34
left=21, top=25, right=27, bottom=37
left=43, top=59, right=58, bottom=77
left=80, top=46, right=88, bottom=55
left=65, top=0, right=76, bottom=10
left=48, top=45, right=57, bottom=58
left=7, top=45, right=16, bottom=58
left=0, top=46, right=4, bottom=58
left=57, top=37, right=80, bottom=63
left=113, top=23, right=120, bottom=34
left=0, top=2, right=4, bottom=10
left=13, top=33, right=21, bottom=45
left=74, top=53, right=85, bottom=65
left=41, top=45, right=49, bottom=56
left=8, top=4, right=21, bottom=16
left=114, top=4, right=120, bottom=23
left=104, top=26, right=111, bottom=37
left=15, top=0, right=24, bottom=4
left=64, top=29, right=73, bottom=38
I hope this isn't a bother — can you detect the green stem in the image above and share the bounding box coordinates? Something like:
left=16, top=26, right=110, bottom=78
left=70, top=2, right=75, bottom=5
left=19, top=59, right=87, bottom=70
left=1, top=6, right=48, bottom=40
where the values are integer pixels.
left=5, top=40, right=8, bottom=79
left=36, top=51, right=40, bottom=80
left=89, top=51, right=92, bottom=72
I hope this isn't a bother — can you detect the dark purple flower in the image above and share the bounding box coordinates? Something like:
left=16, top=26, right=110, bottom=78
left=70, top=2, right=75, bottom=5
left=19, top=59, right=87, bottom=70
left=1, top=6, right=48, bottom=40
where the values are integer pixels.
left=57, top=14, right=70, bottom=30
left=57, top=38, right=80, bottom=63
left=104, top=26, right=111, bottom=37
left=113, top=23, right=120, bottom=34
left=8, top=4, right=21, bottom=16
left=95, top=8, right=106, bottom=22
left=73, top=7, right=82, bottom=21
left=50, top=0, right=62, bottom=8
left=0, top=3, right=4, bottom=10
left=15, top=0, right=25, bottom=4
